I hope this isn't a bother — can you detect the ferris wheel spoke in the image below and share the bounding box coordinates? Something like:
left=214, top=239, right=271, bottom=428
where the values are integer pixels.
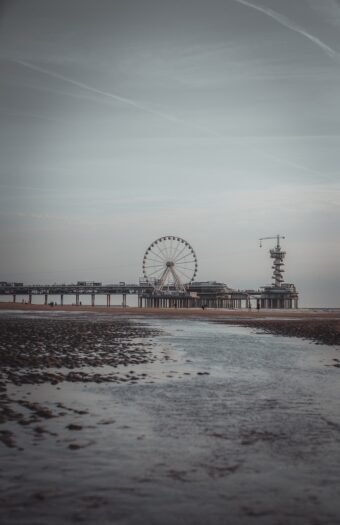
left=169, top=238, right=174, bottom=259
left=172, top=240, right=183, bottom=260
left=144, top=256, right=165, bottom=264
left=155, top=243, right=167, bottom=261
left=155, top=241, right=169, bottom=260
left=176, top=265, right=195, bottom=274
left=176, top=250, right=193, bottom=260
left=173, top=243, right=187, bottom=262
left=172, top=239, right=180, bottom=259
left=147, top=268, right=164, bottom=278
left=149, top=270, right=162, bottom=277
left=163, top=239, right=172, bottom=259
left=167, top=237, right=176, bottom=259
left=144, top=263, right=165, bottom=269
left=174, top=243, right=186, bottom=262
left=176, top=259, right=195, bottom=266
left=149, top=249, right=165, bottom=262
left=176, top=262, right=196, bottom=273
left=174, top=252, right=194, bottom=264
left=165, top=239, right=173, bottom=259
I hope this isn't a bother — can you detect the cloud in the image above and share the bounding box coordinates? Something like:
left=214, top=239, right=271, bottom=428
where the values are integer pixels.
left=11, top=58, right=220, bottom=137
left=250, top=146, right=328, bottom=179
left=233, top=0, right=338, bottom=58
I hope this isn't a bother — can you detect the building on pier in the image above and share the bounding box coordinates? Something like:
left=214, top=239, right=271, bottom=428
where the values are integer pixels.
left=138, top=281, right=248, bottom=309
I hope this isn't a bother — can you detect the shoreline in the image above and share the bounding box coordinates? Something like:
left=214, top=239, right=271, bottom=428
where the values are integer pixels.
left=1, top=301, right=339, bottom=317
left=1, top=302, right=340, bottom=346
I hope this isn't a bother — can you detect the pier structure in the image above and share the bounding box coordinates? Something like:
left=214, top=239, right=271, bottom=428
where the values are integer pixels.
left=0, top=281, right=296, bottom=309
left=138, top=282, right=250, bottom=309
left=0, top=282, right=153, bottom=308
left=0, top=281, right=252, bottom=309
left=0, top=234, right=299, bottom=309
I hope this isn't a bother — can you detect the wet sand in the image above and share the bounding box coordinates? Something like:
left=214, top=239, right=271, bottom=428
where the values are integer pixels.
left=0, top=314, right=160, bottom=449
left=217, top=318, right=340, bottom=346
left=1, top=302, right=340, bottom=345
left=2, top=301, right=340, bottom=319
left=1, top=305, right=339, bottom=524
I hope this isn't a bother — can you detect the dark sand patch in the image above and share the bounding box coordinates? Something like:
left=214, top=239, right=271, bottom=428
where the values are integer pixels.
left=216, top=318, right=340, bottom=347
left=0, top=316, right=159, bottom=447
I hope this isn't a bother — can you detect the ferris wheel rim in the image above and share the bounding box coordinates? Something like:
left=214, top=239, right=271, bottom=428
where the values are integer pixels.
left=142, top=236, right=198, bottom=290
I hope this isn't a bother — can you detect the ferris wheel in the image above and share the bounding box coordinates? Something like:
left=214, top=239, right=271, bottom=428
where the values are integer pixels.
left=142, top=236, right=198, bottom=292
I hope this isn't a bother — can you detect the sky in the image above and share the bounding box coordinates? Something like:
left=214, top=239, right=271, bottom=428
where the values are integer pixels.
left=0, top=0, right=339, bottom=307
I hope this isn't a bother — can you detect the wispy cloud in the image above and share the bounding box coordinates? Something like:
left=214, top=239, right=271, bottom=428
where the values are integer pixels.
left=12, top=58, right=219, bottom=137
left=233, top=0, right=338, bottom=58
left=250, top=146, right=328, bottom=179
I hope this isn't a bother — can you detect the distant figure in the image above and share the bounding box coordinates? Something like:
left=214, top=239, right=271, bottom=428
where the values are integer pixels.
left=201, top=305, right=205, bottom=311
left=256, top=300, right=260, bottom=311
left=79, top=301, right=82, bottom=306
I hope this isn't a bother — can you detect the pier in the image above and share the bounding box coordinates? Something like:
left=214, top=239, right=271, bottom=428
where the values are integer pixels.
left=0, top=282, right=151, bottom=308
left=0, top=281, right=298, bottom=309
left=0, top=234, right=299, bottom=310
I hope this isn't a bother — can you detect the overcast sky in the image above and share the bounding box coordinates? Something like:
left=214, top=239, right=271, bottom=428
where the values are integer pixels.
left=0, top=0, right=339, bottom=307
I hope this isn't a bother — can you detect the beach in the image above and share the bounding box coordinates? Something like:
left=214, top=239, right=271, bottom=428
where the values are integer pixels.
left=1, top=301, right=340, bottom=345
left=0, top=304, right=339, bottom=524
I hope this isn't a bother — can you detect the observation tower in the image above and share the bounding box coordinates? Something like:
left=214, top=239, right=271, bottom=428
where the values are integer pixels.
left=259, top=235, right=298, bottom=308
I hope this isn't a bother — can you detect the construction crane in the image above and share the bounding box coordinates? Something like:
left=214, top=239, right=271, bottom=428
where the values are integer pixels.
left=259, top=234, right=286, bottom=287
left=259, top=234, right=285, bottom=248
